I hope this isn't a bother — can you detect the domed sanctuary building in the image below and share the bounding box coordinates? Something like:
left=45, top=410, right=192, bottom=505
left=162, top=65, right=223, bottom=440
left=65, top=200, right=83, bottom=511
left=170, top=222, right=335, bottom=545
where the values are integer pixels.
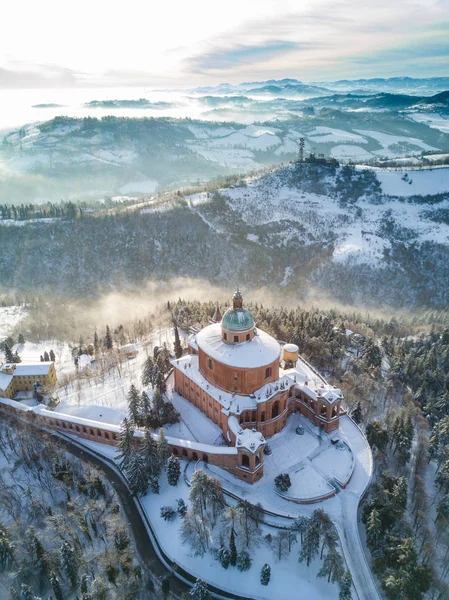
left=171, top=290, right=343, bottom=483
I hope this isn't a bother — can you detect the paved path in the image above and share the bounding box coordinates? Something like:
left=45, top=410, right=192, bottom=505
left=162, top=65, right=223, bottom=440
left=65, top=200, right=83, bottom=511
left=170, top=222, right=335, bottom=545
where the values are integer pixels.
left=337, top=416, right=382, bottom=600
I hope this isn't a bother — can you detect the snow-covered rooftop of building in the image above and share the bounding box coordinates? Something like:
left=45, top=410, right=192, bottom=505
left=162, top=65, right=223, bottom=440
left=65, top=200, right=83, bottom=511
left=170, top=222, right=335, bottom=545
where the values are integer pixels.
left=13, top=362, right=53, bottom=376
left=228, top=416, right=265, bottom=453
left=0, top=373, right=13, bottom=390
left=283, top=343, right=299, bottom=353
left=172, top=352, right=343, bottom=413
left=195, top=322, right=280, bottom=369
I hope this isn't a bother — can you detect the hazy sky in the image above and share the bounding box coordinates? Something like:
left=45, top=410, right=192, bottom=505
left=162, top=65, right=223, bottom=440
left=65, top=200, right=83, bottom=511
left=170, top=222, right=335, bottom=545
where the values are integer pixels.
left=2, top=0, right=449, bottom=88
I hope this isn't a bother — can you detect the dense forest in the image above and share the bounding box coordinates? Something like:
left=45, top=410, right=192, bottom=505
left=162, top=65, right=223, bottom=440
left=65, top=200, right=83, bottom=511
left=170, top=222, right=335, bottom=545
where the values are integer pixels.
left=0, top=414, right=157, bottom=600
left=1, top=161, right=449, bottom=309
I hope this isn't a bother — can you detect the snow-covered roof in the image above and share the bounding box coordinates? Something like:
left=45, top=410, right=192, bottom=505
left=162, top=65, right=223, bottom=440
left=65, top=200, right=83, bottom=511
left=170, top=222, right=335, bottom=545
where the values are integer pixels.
left=0, top=373, right=13, bottom=391
left=228, top=416, right=265, bottom=453
left=1, top=399, right=238, bottom=457
left=195, top=322, right=280, bottom=369
left=119, top=344, right=138, bottom=353
left=13, top=362, right=53, bottom=376
left=283, top=343, right=299, bottom=353
left=0, top=396, right=31, bottom=411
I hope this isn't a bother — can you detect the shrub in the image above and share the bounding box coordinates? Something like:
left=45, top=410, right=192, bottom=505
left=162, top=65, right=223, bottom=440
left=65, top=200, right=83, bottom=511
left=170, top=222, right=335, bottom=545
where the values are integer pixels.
left=237, top=549, right=252, bottom=572
left=275, top=473, right=291, bottom=493
left=160, top=506, right=176, bottom=521
left=261, top=563, right=271, bottom=585
left=177, top=498, right=187, bottom=517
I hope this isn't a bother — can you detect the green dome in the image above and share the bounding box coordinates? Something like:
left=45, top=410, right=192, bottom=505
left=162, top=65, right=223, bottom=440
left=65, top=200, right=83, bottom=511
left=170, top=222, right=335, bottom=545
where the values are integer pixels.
left=222, top=307, right=255, bottom=332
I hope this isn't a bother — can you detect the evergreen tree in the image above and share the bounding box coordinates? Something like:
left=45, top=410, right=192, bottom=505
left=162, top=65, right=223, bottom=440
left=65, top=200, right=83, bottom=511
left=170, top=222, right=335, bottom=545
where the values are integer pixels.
left=339, top=571, right=352, bottom=600
left=260, top=564, right=271, bottom=585
left=351, top=401, right=362, bottom=424
left=318, top=548, right=345, bottom=583
left=104, top=325, right=113, bottom=350
left=177, top=498, right=187, bottom=517
left=50, top=572, right=64, bottom=600
left=150, top=476, right=160, bottom=494
left=140, top=391, right=152, bottom=425
left=292, top=515, right=310, bottom=544
left=141, top=355, right=156, bottom=388
left=366, top=420, right=389, bottom=451
left=155, top=367, right=167, bottom=394
left=43, top=351, right=50, bottom=362
left=116, top=418, right=135, bottom=472
left=13, top=351, right=21, bottom=363
left=189, top=578, right=211, bottom=600
left=4, top=343, right=14, bottom=363
left=140, top=429, right=162, bottom=480
left=298, top=520, right=320, bottom=566
left=93, top=331, right=99, bottom=356
left=167, top=455, right=181, bottom=486
left=80, top=574, right=89, bottom=595
left=126, top=451, right=149, bottom=496
left=0, top=524, right=14, bottom=570
left=366, top=508, right=382, bottom=548
left=127, top=385, right=142, bottom=426
left=49, top=349, right=56, bottom=362
left=60, top=540, right=78, bottom=588
left=229, top=527, right=237, bottom=567
left=18, top=333, right=25, bottom=345
left=237, top=549, right=252, bottom=571
left=157, top=428, right=170, bottom=467
left=174, top=323, right=183, bottom=359
left=217, top=545, right=231, bottom=569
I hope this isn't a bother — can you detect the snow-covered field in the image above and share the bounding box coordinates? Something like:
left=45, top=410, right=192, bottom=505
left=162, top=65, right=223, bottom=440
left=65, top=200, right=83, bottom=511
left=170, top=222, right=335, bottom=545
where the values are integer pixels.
left=408, top=112, right=449, bottom=134
left=372, top=166, right=449, bottom=197
left=0, top=306, right=27, bottom=339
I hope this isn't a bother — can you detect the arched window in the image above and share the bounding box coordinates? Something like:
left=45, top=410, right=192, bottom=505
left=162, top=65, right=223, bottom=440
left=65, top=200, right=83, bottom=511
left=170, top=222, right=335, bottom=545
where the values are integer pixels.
left=182, top=448, right=188, bottom=457
left=203, top=453, right=209, bottom=463
left=207, top=358, right=213, bottom=370
left=246, top=333, right=250, bottom=341
left=255, top=454, right=261, bottom=466
left=192, top=452, right=198, bottom=461
left=234, top=335, right=239, bottom=343
left=265, top=367, right=272, bottom=379
left=173, top=447, right=179, bottom=455
left=272, top=401, right=280, bottom=419
left=224, top=333, right=227, bottom=341
left=241, top=454, right=250, bottom=468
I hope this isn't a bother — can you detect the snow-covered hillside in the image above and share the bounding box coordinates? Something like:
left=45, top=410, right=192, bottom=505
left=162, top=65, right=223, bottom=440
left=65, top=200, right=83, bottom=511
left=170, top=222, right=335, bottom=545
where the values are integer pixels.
left=184, top=163, right=449, bottom=307
left=1, top=161, right=449, bottom=309
left=2, top=102, right=449, bottom=204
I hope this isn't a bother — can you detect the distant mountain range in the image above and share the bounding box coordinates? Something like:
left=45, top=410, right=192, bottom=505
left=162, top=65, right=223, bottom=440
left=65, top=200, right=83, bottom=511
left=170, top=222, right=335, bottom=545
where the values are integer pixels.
left=192, top=77, right=449, bottom=97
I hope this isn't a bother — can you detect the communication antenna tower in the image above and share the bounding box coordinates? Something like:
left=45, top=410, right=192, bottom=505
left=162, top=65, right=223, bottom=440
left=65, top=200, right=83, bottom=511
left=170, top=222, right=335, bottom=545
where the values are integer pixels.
left=298, top=137, right=305, bottom=162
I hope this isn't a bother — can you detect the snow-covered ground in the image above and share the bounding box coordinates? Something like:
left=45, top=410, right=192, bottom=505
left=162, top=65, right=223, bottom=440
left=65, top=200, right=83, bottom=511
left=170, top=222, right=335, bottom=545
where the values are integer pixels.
left=186, top=165, right=449, bottom=269
left=169, top=390, right=224, bottom=445
left=372, top=166, right=449, bottom=197
left=12, top=340, right=75, bottom=376
left=141, top=471, right=340, bottom=600
left=0, top=306, right=27, bottom=339
left=408, top=112, right=449, bottom=134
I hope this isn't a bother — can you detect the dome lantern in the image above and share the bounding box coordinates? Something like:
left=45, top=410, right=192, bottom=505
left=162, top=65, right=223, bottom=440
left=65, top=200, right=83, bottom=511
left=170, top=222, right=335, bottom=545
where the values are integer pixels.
left=222, top=289, right=255, bottom=344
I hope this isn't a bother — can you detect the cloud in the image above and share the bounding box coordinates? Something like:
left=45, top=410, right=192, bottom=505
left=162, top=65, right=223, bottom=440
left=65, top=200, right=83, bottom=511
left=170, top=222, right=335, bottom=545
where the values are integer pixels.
left=188, top=40, right=301, bottom=72
left=0, top=62, right=81, bottom=89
